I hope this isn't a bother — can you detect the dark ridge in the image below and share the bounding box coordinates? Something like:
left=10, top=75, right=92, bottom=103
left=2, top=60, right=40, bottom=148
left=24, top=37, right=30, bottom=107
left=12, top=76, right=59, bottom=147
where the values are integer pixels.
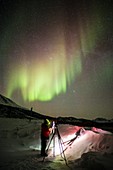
left=0, top=94, right=113, bottom=133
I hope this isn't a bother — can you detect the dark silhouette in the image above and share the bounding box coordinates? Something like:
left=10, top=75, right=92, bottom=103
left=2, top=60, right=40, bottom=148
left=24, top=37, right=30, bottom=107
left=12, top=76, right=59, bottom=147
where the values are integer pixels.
left=41, top=119, right=51, bottom=156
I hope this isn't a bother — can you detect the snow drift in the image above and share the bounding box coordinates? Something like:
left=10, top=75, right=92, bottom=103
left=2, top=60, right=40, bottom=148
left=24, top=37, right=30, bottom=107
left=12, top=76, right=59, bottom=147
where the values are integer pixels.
left=0, top=118, right=113, bottom=170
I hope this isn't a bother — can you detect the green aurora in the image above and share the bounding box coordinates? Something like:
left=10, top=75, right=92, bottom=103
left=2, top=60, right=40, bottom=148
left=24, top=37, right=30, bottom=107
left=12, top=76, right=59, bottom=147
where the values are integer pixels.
left=0, top=0, right=113, bottom=119
left=5, top=1, right=107, bottom=102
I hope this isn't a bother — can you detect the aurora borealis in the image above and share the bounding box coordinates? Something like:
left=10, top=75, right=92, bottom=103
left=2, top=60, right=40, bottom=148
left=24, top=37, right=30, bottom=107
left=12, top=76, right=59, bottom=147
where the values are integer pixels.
left=0, top=0, right=113, bottom=119
left=7, top=34, right=82, bottom=102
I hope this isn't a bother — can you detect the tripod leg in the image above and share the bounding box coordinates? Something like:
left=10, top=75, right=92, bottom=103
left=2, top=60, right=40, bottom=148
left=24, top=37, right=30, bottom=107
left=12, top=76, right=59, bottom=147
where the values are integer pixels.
left=46, top=132, right=55, bottom=152
left=56, top=128, right=68, bottom=165
left=53, top=133, right=55, bottom=157
left=42, top=131, right=55, bottom=162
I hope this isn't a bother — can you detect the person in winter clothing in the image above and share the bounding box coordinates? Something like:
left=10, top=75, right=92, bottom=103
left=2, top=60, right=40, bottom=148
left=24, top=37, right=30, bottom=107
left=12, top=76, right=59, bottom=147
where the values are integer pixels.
left=41, top=119, right=51, bottom=156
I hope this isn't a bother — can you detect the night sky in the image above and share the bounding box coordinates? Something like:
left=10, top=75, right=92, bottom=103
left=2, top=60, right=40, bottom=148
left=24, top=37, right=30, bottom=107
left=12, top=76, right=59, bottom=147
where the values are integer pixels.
left=0, top=0, right=113, bottom=119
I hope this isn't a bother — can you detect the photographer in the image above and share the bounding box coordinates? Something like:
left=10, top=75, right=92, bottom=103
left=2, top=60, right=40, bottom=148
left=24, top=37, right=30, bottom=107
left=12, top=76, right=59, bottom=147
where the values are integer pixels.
left=40, top=119, right=52, bottom=156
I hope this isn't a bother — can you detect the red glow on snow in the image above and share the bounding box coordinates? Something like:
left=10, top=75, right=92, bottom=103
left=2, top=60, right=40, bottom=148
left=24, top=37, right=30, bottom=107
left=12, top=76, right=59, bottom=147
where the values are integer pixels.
left=48, top=127, right=86, bottom=156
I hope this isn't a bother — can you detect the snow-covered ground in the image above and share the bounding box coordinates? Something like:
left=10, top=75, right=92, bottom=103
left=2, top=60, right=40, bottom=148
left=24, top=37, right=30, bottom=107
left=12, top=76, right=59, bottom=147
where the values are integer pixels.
left=0, top=118, right=113, bottom=170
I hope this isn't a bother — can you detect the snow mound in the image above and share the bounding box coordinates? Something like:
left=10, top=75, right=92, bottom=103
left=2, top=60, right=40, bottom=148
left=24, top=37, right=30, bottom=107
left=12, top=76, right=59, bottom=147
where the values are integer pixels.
left=0, top=118, right=113, bottom=170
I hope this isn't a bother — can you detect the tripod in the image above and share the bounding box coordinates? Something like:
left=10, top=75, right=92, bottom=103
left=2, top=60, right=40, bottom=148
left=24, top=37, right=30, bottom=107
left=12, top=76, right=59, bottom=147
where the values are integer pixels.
left=43, top=125, right=68, bottom=165
left=62, top=128, right=82, bottom=152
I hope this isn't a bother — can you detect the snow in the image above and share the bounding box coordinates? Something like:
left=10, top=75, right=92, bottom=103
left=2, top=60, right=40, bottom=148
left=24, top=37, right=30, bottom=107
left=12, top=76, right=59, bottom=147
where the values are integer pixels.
left=0, top=118, right=113, bottom=170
